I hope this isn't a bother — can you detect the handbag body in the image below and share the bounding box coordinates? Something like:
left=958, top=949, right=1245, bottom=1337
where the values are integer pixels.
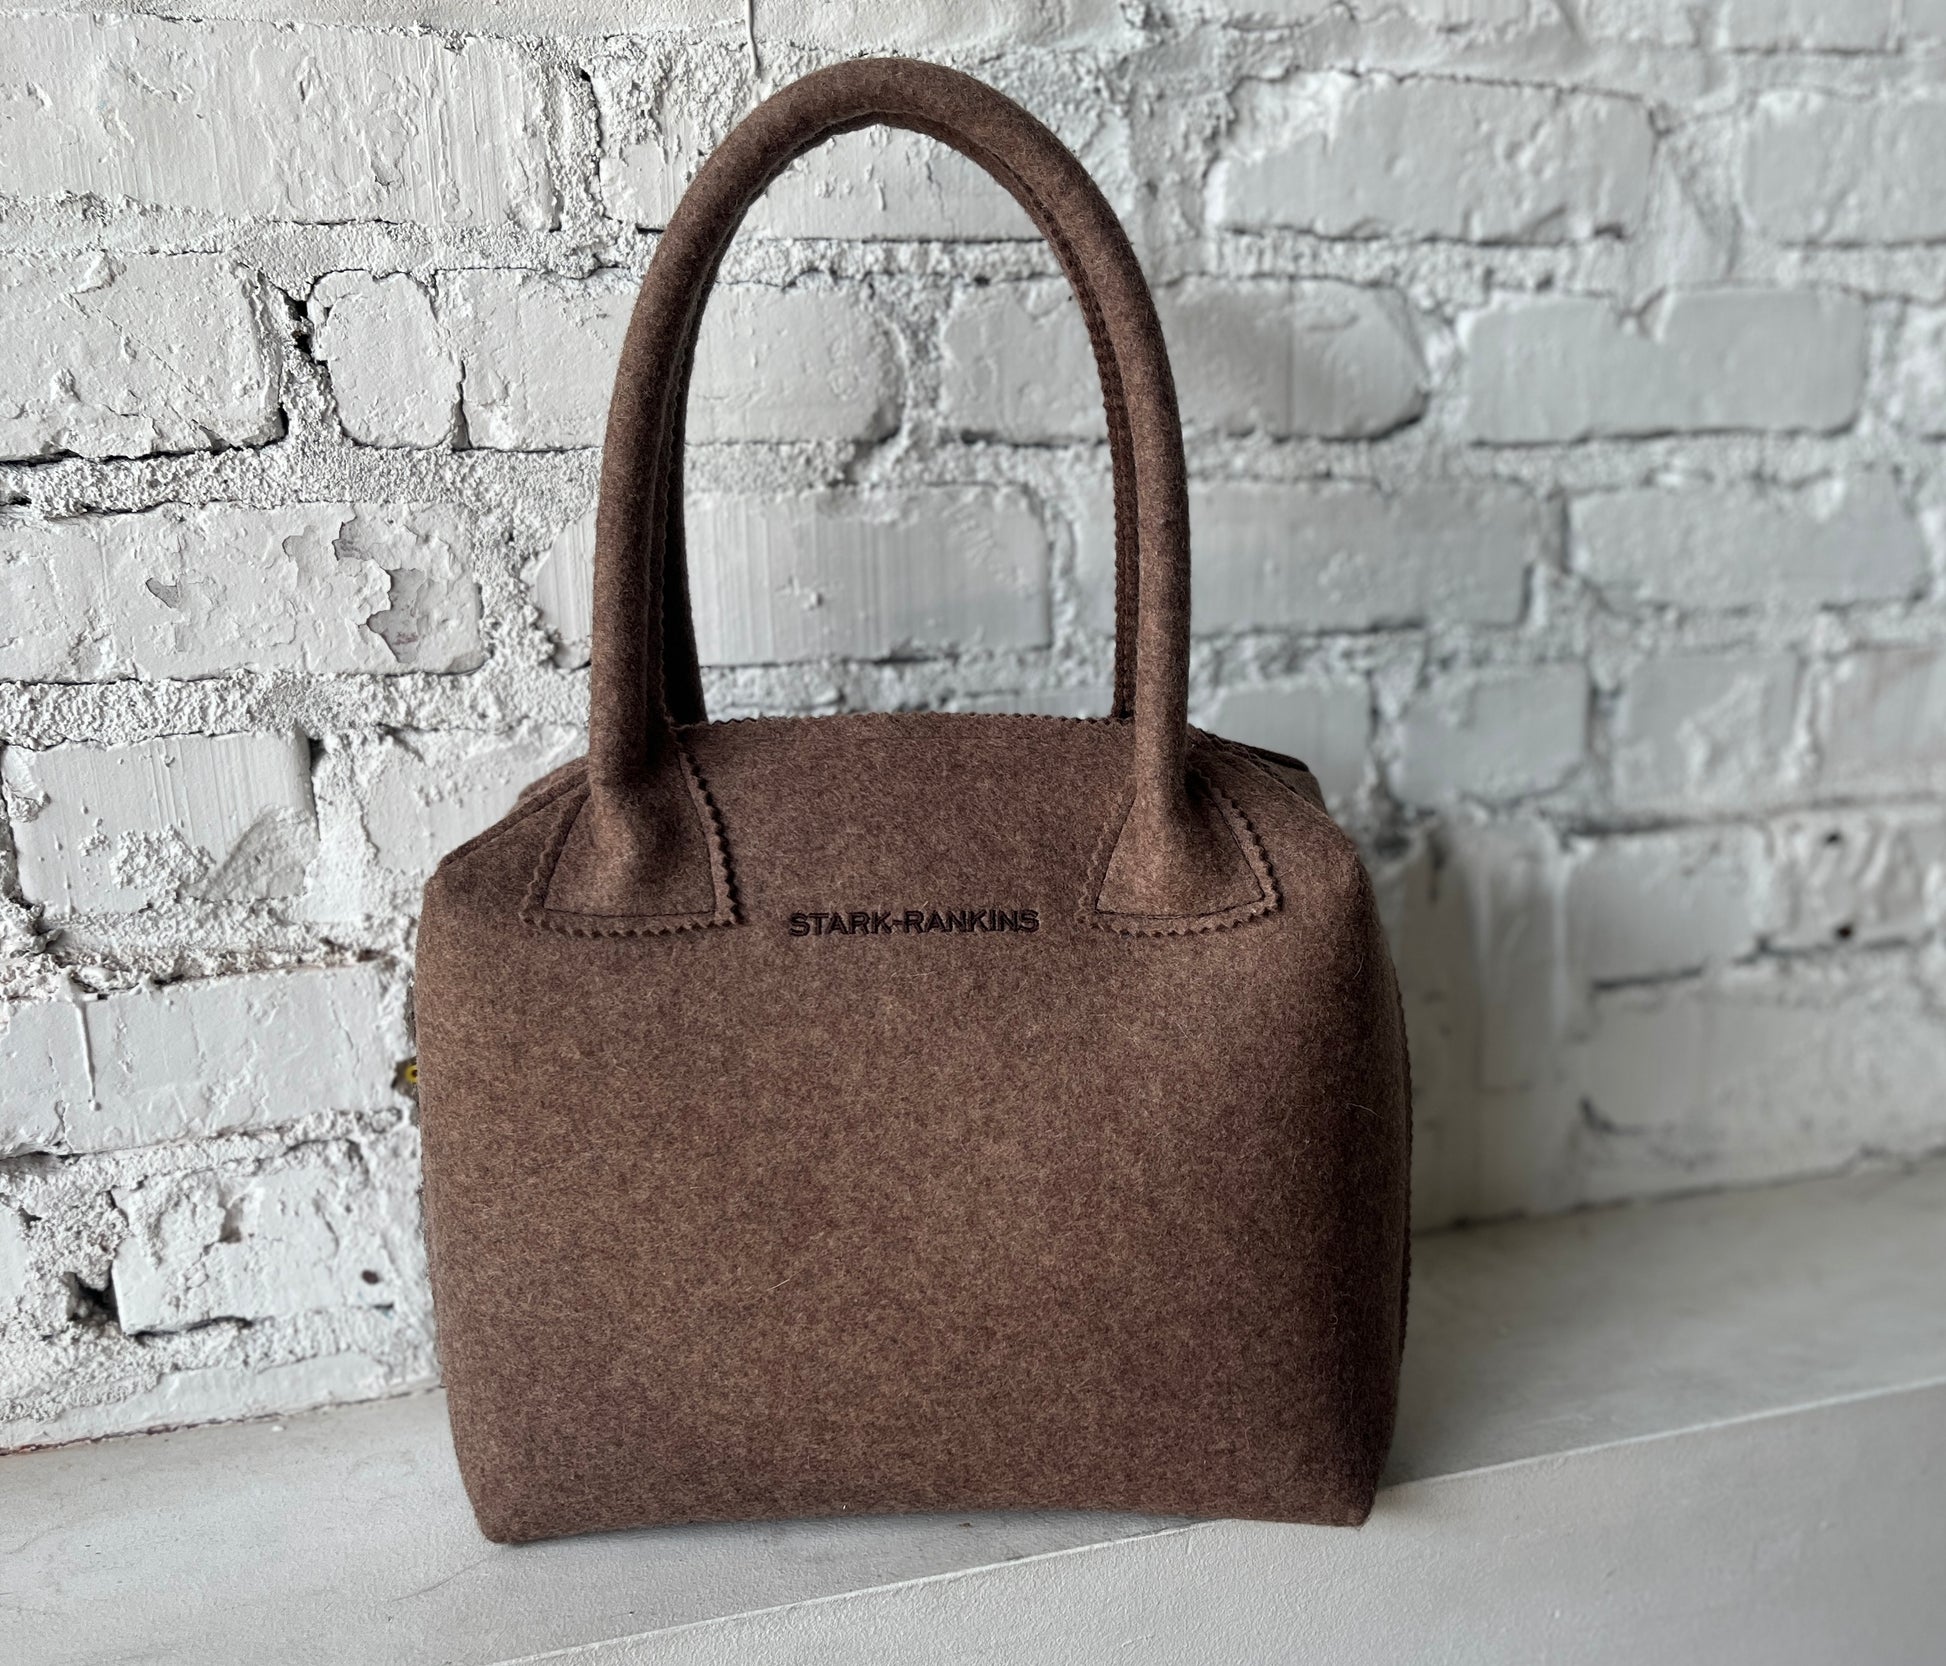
left=415, top=57, right=1412, bottom=1545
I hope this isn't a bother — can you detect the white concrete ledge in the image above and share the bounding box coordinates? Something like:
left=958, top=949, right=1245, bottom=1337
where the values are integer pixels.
left=5, top=1159, right=1944, bottom=1665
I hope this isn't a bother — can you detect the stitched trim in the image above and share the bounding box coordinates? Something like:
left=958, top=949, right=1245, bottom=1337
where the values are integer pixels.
left=518, top=742, right=740, bottom=938
left=690, top=745, right=740, bottom=926
left=1078, top=767, right=1281, bottom=937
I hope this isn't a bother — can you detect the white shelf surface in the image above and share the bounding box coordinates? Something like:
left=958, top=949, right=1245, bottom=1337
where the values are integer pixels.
left=4, top=1159, right=1944, bottom=1665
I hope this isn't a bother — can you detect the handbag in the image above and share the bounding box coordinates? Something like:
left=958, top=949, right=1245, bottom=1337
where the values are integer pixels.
left=415, top=56, right=1412, bottom=1544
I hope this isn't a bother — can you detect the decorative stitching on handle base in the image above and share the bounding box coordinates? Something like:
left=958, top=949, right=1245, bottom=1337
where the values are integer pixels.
left=1078, top=766, right=1281, bottom=937
left=519, top=743, right=740, bottom=938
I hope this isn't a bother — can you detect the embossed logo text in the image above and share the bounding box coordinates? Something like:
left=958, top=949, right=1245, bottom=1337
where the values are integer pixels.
left=788, top=908, right=1040, bottom=937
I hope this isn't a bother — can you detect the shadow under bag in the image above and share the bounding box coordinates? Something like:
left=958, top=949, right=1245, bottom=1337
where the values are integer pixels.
left=414, top=56, right=1412, bottom=1544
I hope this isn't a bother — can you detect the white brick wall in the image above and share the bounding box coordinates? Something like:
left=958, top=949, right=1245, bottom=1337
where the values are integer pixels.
left=1390, top=665, right=1590, bottom=805
left=1565, top=829, right=1764, bottom=984
left=0, top=504, right=481, bottom=679
left=70, top=965, right=404, bottom=1155
left=603, top=116, right=1046, bottom=239
left=1075, top=480, right=1542, bottom=634
left=306, top=727, right=583, bottom=918
left=1741, top=93, right=1946, bottom=245
left=5, top=0, right=1946, bottom=1448
left=1459, top=291, right=1868, bottom=441
left=1817, top=648, right=1946, bottom=795
left=1213, top=73, right=1655, bottom=243
left=0, top=15, right=556, bottom=228
left=533, top=488, right=1048, bottom=665
left=446, top=273, right=900, bottom=449
left=0, top=254, right=281, bottom=461
left=5, top=733, right=316, bottom=916
left=1610, top=652, right=1803, bottom=812
left=1767, top=807, right=1946, bottom=951
left=111, top=1137, right=421, bottom=1333
left=308, top=276, right=460, bottom=449
left=1571, top=476, right=1925, bottom=611
left=943, top=279, right=1426, bottom=440
left=1892, top=307, right=1946, bottom=436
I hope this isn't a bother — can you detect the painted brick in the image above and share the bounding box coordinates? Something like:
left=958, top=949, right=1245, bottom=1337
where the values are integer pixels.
left=0, top=14, right=554, bottom=228
left=441, top=273, right=899, bottom=449
left=940, top=283, right=1110, bottom=441
left=1196, top=481, right=1540, bottom=633
left=1391, top=665, right=1589, bottom=805
left=307, top=728, right=582, bottom=917
left=1580, top=0, right=1904, bottom=47
left=0, top=1123, right=432, bottom=1449
left=1165, top=281, right=1426, bottom=438
left=64, top=965, right=403, bottom=1155
left=681, top=488, right=1050, bottom=663
left=1743, top=94, right=1946, bottom=245
left=1766, top=808, right=1946, bottom=952
left=442, top=272, right=628, bottom=451
left=1566, top=829, right=1763, bottom=985
left=604, top=116, right=1038, bottom=238
left=1223, top=0, right=1910, bottom=46
left=1611, top=653, right=1801, bottom=812
left=941, top=279, right=1425, bottom=441
left=2, top=733, right=315, bottom=915
left=0, top=1351, right=418, bottom=1453
left=1211, top=73, right=1653, bottom=243
left=0, top=254, right=280, bottom=463
left=1569, top=963, right=1946, bottom=1203
left=1204, top=0, right=1538, bottom=22
left=760, top=0, right=1119, bottom=46
left=0, top=998, right=89, bottom=1157
left=1714, top=0, right=1901, bottom=47
left=1427, top=820, right=1569, bottom=1101
left=0, top=1206, right=28, bottom=1319
left=0, top=504, right=480, bottom=681
left=1373, top=819, right=1573, bottom=1225
left=1202, top=683, right=1371, bottom=812
left=531, top=510, right=602, bottom=670
left=1076, top=480, right=1540, bottom=635
left=110, top=1135, right=424, bottom=1334
left=1399, top=945, right=1946, bottom=1220
left=535, top=488, right=1048, bottom=666
left=1890, top=307, right=1946, bottom=438
left=1816, top=647, right=1946, bottom=796
left=309, top=275, right=460, bottom=448
left=1459, top=291, right=1867, bottom=442
left=1571, top=475, right=1926, bottom=611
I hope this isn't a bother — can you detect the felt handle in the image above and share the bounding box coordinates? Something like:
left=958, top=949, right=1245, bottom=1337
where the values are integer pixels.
left=588, top=56, right=1189, bottom=794
left=647, top=102, right=1153, bottom=731
left=567, top=59, right=1247, bottom=930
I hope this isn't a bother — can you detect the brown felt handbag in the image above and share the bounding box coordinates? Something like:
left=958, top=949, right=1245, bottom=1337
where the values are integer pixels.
left=415, top=56, right=1412, bottom=1545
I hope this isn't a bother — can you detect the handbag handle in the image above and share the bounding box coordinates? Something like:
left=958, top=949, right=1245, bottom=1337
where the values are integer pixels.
left=649, top=107, right=1151, bottom=729
left=559, top=58, right=1257, bottom=932
left=593, top=57, right=1182, bottom=771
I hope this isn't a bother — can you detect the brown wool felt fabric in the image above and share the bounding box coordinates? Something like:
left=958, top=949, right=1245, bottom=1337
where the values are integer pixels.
left=415, top=57, right=1413, bottom=1545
